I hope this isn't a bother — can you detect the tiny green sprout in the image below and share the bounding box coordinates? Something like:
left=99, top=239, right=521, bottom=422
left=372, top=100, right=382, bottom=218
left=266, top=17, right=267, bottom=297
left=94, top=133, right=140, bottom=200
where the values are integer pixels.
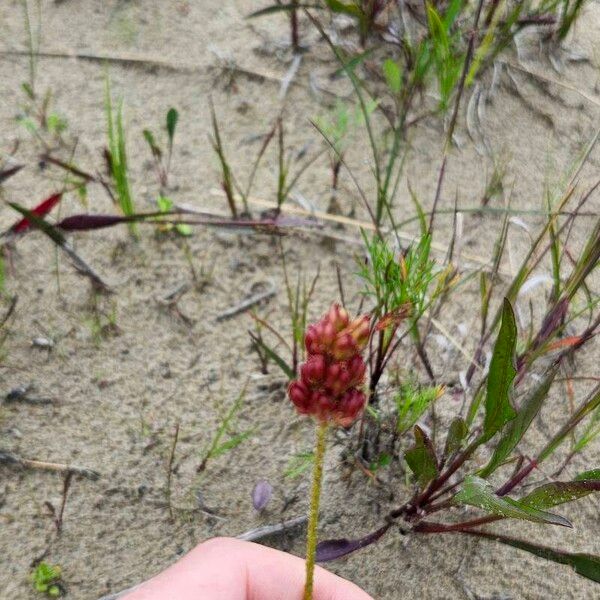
left=396, top=382, right=444, bottom=434
left=284, top=451, right=314, bottom=479
left=369, top=452, right=391, bottom=473
left=31, top=562, right=63, bottom=598
left=46, top=113, right=68, bottom=136
left=156, top=196, right=192, bottom=237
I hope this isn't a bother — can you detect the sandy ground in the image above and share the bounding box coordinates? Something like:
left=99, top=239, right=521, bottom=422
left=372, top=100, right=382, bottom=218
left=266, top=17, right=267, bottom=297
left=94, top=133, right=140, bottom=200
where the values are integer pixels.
left=0, top=1, right=599, bottom=598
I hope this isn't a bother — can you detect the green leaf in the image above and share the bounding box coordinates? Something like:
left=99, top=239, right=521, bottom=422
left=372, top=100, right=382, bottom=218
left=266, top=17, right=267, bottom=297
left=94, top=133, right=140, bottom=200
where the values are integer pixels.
left=175, top=223, right=192, bottom=237
left=9, top=203, right=66, bottom=246
left=324, top=0, right=362, bottom=18
left=476, top=532, right=600, bottom=584
left=48, top=585, right=61, bottom=598
left=284, top=451, right=314, bottom=478
left=520, top=477, right=600, bottom=510
left=382, top=59, right=402, bottom=94
left=444, top=417, right=467, bottom=457
left=331, top=49, right=374, bottom=79
left=483, top=298, right=517, bottom=440
left=247, top=4, right=322, bottom=18
left=370, top=452, right=392, bottom=472
left=396, top=383, right=441, bottom=433
left=143, top=128, right=158, bottom=151
left=209, top=430, right=253, bottom=458
left=442, top=0, right=464, bottom=28
left=575, top=469, right=600, bottom=481
left=22, top=81, right=35, bottom=99
left=157, top=195, right=173, bottom=212
left=166, top=108, right=179, bottom=144
left=573, top=405, right=600, bottom=452
left=405, top=425, right=439, bottom=486
left=249, top=333, right=295, bottom=380
left=455, top=476, right=572, bottom=527
left=479, top=365, right=558, bottom=477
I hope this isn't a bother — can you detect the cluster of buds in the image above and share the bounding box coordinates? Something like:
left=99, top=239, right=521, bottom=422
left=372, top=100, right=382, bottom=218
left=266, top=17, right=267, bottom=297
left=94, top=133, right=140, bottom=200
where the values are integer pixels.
left=288, top=304, right=370, bottom=427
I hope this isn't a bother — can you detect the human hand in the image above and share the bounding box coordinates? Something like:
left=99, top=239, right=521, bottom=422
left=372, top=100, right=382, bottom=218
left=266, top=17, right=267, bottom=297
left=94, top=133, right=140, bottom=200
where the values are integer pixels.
left=122, top=537, right=373, bottom=600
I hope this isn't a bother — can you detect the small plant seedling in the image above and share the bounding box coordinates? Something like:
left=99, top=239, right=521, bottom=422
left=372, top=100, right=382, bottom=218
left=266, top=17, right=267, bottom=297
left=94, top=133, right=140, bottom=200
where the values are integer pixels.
left=105, top=76, right=137, bottom=238
left=210, top=103, right=325, bottom=219
left=395, top=381, right=444, bottom=434
left=284, top=451, right=314, bottom=479
left=314, top=99, right=377, bottom=215
left=197, top=386, right=253, bottom=473
left=143, top=107, right=179, bottom=190
left=156, top=196, right=191, bottom=237
left=31, top=562, right=64, bottom=597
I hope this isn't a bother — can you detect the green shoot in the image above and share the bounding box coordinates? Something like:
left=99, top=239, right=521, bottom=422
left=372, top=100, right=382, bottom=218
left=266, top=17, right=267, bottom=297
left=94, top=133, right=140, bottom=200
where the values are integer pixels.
left=31, top=563, right=63, bottom=598
left=198, top=386, right=252, bottom=473
left=105, top=77, right=137, bottom=237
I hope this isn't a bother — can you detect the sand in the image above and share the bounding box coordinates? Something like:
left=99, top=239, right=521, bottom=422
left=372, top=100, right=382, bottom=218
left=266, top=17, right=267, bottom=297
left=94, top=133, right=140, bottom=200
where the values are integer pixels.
left=0, top=1, right=599, bottom=598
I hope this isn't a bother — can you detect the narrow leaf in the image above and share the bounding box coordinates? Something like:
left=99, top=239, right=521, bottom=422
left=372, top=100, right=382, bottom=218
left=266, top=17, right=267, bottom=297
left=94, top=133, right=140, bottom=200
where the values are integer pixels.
left=316, top=524, right=390, bottom=562
left=143, top=129, right=159, bottom=154
left=480, top=365, right=558, bottom=477
left=209, top=430, right=252, bottom=458
left=8, top=202, right=66, bottom=245
left=58, top=214, right=130, bottom=231
left=520, top=476, right=600, bottom=509
left=455, top=476, right=572, bottom=527
left=247, top=4, right=321, bottom=18
left=483, top=298, right=517, bottom=439
left=249, top=332, right=295, bottom=380
left=9, top=193, right=62, bottom=234
left=575, top=469, right=600, bottom=481
left=0, top=164, right=24, bottom=184
left=470, top=531, right=600, bottom=584
left=324, top=0, right=362, bottom=18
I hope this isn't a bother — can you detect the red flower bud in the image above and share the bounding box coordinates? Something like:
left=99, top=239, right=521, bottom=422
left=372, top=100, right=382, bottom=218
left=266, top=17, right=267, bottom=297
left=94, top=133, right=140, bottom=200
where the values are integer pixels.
left=288, top=380, right=311, bottom=413
left=346, top=315, right=371, bottom=352
left=327, top=303, right=350, bottom=331
left=333, top=389, right=366, bottom=427
left=290, top=304, right=370, bottom=427
left=301, top=354, right=327, bottom=387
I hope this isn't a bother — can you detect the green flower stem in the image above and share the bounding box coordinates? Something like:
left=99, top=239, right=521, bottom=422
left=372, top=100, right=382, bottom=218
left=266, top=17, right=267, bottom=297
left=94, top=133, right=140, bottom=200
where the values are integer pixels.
left=304, top=420, right=328, bottom=600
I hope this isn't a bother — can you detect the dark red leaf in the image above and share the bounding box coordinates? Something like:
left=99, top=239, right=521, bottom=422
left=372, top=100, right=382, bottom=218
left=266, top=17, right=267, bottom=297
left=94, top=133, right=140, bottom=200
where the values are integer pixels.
left=315, top=524, right=390, bottom=562
left=10, top=193, right=62, bottom=233
left=57, top=214, right=129, bottom=231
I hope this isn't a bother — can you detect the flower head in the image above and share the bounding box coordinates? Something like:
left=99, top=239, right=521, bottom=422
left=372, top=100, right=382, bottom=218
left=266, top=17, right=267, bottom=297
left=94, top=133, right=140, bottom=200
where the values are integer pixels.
left=288, top=304, right=370, bottom=427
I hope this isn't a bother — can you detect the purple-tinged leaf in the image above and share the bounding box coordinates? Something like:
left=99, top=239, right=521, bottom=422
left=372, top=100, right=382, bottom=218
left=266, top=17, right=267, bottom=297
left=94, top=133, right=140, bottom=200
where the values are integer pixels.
left=315, top=524, right=390, bottom=562
left=465, top=530, right=600, bottom=584
left=252, top=480, right=273, bottom=512
left=57, top=214, right=130, bottom=231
